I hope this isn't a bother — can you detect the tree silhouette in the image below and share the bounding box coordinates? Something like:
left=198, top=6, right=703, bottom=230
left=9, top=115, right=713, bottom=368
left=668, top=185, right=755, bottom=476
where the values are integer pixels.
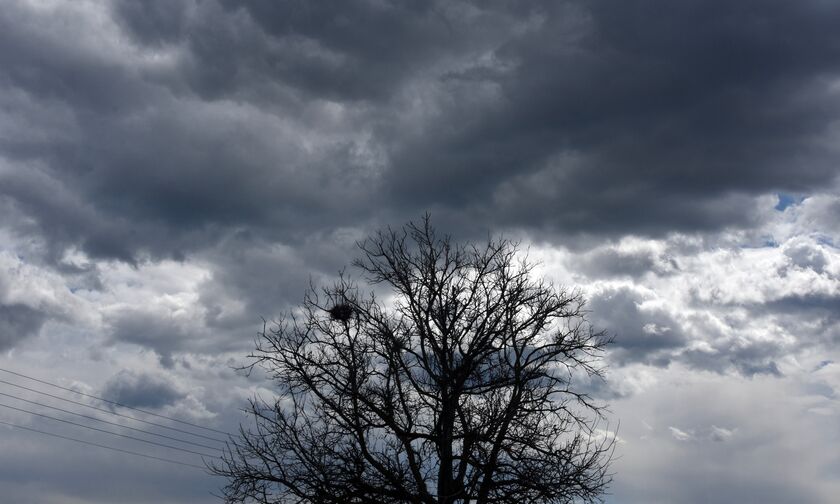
left=214, top=216, right=614, bottom=503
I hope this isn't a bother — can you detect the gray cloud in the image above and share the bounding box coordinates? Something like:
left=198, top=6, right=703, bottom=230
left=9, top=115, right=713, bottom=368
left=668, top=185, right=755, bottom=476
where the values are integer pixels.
left=576, top=246, right=679, bottom=278
left=0, top=433, right=216, bottom=504
left=763, top=293, right=840, bottom=348
left=0, top=303, right=47, bottom=350
left=681, top=342, right=784, bottom=378
left=0, top=256, right=65, bottom=349
left=100, top=369, right=186, bottom=410
left=107, top=308, right=201, bottom=368
left=197, top=226, right=365, bottom=323
left=784, top=240, right=829, bottom=274
left=766, top=294, right=840, bottom=318
left=589, top=286, right=686, bottom=366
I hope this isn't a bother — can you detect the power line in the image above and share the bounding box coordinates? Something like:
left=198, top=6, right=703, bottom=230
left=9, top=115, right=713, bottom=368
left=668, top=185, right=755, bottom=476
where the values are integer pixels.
left=0, top=418, right=208, bottom=470
left=0, top=378, right=227, bottom=444
left=0, top=367, right=228, bottom=435
left=0, top=390, right=221, bottom=451
left=0, top=401, right=220, bottom=459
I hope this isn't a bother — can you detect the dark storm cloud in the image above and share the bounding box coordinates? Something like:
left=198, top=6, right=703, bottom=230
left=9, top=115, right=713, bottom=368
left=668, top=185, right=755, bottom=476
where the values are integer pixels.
left=384, top=0, right=840, bottom=237
left=3, top=0, right=840, bottom=268
left=0, top=1, right=383, bottom=264
left=0, top=165, right=141, bottom=263
left=111, top=0, right=190, bottom=47
left=0, top=5, right=155, bottom=117
left=100, top=369, right=186, bottom=409
left=184, top=0, right=469, bottom=102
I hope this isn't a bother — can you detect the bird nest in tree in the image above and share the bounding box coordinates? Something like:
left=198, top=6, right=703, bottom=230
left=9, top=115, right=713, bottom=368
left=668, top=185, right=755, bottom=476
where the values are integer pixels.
left=328, top=303, right=354, bottom=322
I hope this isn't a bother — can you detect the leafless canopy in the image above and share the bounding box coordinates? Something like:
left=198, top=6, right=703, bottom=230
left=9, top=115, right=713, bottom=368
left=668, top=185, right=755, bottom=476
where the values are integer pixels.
left=213, top=216, right=614, bottom=504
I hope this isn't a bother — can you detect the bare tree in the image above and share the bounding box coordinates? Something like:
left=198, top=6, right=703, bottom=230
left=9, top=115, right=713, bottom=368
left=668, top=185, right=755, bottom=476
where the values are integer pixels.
left=214, top=216, right=614, bottom=503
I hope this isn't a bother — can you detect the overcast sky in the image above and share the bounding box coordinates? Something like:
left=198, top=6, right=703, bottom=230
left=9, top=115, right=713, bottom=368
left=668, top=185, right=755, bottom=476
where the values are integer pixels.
left=1, top=1, right=840, bottom=502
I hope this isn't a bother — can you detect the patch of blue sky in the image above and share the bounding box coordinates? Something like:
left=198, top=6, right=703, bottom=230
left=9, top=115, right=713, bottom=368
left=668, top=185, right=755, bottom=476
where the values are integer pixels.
left=775, top=192, right=805, bottom=211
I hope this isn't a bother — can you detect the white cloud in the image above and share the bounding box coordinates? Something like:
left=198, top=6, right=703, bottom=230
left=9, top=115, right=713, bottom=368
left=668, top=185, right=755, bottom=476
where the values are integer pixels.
left=529, top=193, right=840, bottom=377
left=668, top=426, right=693, bottom=442
left=709, top=425, right=735, bottom=442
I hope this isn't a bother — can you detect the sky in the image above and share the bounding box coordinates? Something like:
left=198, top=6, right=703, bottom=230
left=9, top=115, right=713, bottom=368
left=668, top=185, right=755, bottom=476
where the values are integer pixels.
left=1, top=0, right=840, bottom=502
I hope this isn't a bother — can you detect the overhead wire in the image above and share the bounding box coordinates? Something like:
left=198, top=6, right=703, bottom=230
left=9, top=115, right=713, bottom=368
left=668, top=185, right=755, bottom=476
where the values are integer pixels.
left=0, top=367, right=229, bottom=435
left=0, top=401, right=221, bottom=459
left=0, top=390, right=221, bottom=451
left=0, top=419, right=208, bottom=470
left=0, top=378, right=227, bottom=443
